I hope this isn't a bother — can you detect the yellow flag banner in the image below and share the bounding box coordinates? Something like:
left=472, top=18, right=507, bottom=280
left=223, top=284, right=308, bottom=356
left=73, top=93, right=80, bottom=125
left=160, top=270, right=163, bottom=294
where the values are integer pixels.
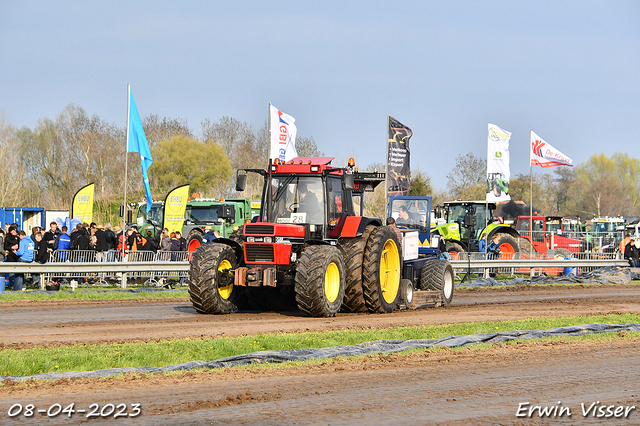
left=163, top=184, right=190, bottom=234
left=71, top=183, right=95, bottom=224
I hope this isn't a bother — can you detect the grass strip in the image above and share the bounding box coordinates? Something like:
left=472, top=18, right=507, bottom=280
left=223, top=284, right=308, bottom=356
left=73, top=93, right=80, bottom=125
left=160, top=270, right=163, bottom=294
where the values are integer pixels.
left=0, top=290, right=188, bottom=302
left=2, top=313, right=639, bottom=378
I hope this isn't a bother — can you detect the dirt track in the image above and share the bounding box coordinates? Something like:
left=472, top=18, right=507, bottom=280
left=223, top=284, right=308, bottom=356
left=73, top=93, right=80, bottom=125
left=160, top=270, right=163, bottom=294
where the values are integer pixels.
left=3, top=284, right=640, bottom=349
left=2, top=284, right=640, bottom=424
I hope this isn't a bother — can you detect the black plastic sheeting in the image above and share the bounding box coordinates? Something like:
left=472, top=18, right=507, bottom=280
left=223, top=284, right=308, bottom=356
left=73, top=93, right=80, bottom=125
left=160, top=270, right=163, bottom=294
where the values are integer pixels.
left=3, top=322, right=640, bottom=382
left=462, top=266, right=638, bottom=287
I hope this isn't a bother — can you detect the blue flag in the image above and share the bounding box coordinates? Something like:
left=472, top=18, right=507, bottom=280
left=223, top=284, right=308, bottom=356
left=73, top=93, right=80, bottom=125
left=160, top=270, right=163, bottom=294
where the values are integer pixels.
left=128, top=90, right=154, bottom=213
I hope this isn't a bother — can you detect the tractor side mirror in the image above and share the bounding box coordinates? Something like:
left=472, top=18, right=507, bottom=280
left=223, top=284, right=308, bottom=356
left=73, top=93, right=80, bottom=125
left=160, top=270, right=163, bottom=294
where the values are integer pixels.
left=464, top=215, right=476, bottom=227
left=343, top=174, right=354, bottom=191
left=236, top=174, right=247, bottom=192
left=217, top=205, right=235, bottom=219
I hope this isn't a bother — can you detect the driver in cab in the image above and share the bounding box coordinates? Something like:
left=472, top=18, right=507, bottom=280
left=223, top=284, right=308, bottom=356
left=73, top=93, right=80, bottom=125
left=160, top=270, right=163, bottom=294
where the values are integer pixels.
left=297, top=183, right=320, bottom=216
left=396, top=205, right=420, bottom=228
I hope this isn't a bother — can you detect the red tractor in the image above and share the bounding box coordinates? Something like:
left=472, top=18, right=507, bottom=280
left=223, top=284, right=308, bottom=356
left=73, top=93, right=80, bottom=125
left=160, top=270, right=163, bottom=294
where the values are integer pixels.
left=188, top=157, right=454, bottom=317
left=514, top=215, right=584, bottom=257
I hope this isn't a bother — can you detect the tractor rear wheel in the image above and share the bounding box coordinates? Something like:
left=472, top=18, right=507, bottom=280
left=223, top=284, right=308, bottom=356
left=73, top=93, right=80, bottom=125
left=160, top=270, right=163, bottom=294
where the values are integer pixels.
left=493, top=233, right=519, bottom=260
left=445, top=241, right=465, bottom=260
left=420, top=258, right=454, bottom=306
left=295, top=245, right=346, bottom=317
left=188, top=243, right=243, bottom=314
left=362, top=226, right=401, bottom=313
left=187, top=229, right=204, bottom=254
left=337, top=224, right=375, bottom=313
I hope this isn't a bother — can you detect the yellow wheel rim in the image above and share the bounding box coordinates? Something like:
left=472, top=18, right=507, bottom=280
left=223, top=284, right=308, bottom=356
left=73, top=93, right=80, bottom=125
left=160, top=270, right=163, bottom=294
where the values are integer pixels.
left=380, top=239, right=400, bottom=304
left=324, top=262, right=340, bottom=303
left=218, top=259, right=233, bottom=300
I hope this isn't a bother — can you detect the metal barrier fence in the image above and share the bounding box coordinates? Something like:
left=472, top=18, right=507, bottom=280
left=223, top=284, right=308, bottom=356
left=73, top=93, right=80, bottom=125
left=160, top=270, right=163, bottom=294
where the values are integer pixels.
left=515, top=230, right=625, bottom=254
left=450, top=249, right=625, bottom=279
left=33, top=250, right=192, bottom=288
left=0, top=249, right=630, bottom=290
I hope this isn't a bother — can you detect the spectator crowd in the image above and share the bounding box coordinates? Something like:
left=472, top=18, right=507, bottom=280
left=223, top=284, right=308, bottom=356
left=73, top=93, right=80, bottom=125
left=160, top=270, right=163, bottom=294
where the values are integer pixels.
left=0, top=221, right=215, bottom=291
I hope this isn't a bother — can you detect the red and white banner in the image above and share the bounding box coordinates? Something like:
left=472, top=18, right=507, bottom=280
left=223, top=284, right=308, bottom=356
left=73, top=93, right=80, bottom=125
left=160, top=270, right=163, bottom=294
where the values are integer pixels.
left=269, top=104, right=297, bottom=162
left=530, top=131, right=573, bottom=168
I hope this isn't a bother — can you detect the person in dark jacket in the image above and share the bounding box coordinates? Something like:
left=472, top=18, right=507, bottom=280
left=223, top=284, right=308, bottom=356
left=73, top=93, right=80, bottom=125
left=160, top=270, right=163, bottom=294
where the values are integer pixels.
left=4, top=225, right=20, bottom=290
left=43, top=222, right=61, bottom=251
left=624, top=238, right=640, bottom=267
left=143, top=230, right=157, bottom=252
left=94, top=226, right=110, bottom=262
left=33, top=232, right=49, bottom=288
left=169, top=232, right=181, bottom=261
left=202, top=226, right=217, bottom=244
left=72, top=224, right=90, bottom=263
left=0, top=228, right=5, bottom=263
left=175, top=231, right=187, bottom=251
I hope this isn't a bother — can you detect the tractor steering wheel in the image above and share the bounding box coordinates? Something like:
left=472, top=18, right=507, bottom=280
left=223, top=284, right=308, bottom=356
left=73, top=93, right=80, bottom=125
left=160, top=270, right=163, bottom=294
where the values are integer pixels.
left=288, top=202, right=300, bottom=212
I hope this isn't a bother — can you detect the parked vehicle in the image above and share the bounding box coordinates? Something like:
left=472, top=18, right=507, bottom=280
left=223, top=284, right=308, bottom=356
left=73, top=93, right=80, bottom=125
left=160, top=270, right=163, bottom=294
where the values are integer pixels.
left=430, top=201, right=520, bottom=259
left=514, top=215, right=584, bottom=256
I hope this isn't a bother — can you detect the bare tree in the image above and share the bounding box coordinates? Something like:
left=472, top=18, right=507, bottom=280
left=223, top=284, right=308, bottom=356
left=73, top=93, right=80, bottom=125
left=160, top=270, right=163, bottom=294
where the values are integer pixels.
left=446, top=153, right=486, bottom=200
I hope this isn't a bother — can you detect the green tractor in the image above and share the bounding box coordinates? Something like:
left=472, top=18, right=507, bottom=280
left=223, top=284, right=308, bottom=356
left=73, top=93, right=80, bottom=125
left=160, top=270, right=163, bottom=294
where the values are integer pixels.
left=486, top=172, right=509, bottom=198
left=431, top=200, right=520, bottom=259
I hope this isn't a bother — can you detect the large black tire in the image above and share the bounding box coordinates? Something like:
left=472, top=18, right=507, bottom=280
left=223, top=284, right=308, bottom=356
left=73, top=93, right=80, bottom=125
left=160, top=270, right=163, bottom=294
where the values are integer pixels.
left=337, top=224, right=375, bottom=313
left=554, top=247, right=572, bottom=259
left=419, top=258, right=454, bottom=306
left=187, top=229, right=204, bottom=253
left=445, top=241, right=465, bottom=260
left=295, top=245, right=346, bottom=317
left=188, top=243, right=243, bottom=314
left=362, top=226, right=402, bottom=313
left=518, top=237, right=535, bottom=257
left=492, top=233, right=520, bottom=259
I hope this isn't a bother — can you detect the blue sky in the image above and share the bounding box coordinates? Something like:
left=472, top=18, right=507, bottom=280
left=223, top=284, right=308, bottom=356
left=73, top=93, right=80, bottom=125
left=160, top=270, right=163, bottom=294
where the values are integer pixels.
left=1, top=1, right=638, bottom=190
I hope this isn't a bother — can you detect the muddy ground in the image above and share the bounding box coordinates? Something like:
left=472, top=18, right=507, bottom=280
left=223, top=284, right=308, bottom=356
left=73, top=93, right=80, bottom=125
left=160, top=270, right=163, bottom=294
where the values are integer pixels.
left=1, top=284, right=640, bottom=424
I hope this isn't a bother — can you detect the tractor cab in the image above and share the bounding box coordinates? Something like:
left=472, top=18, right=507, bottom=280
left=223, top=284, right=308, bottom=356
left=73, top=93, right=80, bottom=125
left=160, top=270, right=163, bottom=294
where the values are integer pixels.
left=238, top=157, right=384, bottom=243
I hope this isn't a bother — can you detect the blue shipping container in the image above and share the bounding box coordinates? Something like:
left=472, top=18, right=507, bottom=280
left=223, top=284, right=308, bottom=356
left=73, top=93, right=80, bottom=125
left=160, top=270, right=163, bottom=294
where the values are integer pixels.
left=0, top=207, right=46, bottom=232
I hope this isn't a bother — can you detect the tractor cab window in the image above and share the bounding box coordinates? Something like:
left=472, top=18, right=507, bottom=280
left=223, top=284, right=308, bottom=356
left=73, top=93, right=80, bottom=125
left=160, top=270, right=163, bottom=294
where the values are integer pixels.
left=185, top=206, right=234, bottom=225
left=137, top=204, right=163, bottom=226
left=327, top=176, right=344, bottom=224
left=270, top=176, right=324, bottom=225
left=546, top=219, right=562, bottom=235
left=516, top=218, right=530, bottom=236
left=446, top=204, right=486, bottom=240
left=390, top=199, right=429, bottom=231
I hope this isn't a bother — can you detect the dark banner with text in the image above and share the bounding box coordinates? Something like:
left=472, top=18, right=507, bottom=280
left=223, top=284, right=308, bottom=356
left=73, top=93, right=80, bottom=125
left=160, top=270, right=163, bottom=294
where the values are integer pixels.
left=387, top=117, right=412, bottom=196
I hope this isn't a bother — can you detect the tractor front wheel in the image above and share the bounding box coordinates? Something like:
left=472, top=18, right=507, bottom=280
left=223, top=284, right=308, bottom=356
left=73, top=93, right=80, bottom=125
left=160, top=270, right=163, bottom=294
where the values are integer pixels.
left=295, top=245, right=346, bottom=317
left=420, top=258, right=455, bottom=306
left=188, top=243, right=242, bottom=314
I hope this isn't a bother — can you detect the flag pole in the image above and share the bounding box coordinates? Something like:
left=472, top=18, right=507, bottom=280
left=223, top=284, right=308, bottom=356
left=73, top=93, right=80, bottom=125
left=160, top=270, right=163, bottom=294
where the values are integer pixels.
left=384, top=115, right=389, bottom=220
left=123, top=84, right=130, bottom=261
left=529, top=162, right=533, bottom=261
left=268, top=103, right=272, bottom=162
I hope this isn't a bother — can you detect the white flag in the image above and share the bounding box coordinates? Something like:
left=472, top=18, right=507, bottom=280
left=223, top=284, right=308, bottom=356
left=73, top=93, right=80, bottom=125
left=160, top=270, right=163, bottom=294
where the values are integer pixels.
left=486, top=123, right=511, bottom=202
left=269, top=104, right=297, bottom=162
left=530, top=131, right=573, bottom=168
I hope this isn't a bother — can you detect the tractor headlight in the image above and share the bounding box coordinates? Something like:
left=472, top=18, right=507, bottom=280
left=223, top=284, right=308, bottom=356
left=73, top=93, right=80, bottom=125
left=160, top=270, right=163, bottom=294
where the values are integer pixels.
left=246, top=237, right=255, bottom=242
left=290, top=252, right=297, bottom=262
left=264, top=237, right=272, bottom=243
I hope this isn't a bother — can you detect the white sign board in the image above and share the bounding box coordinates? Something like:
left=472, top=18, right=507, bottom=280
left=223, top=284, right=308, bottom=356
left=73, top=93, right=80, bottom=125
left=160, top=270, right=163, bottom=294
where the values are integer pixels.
left=402, top=230, right=419, bottom=261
